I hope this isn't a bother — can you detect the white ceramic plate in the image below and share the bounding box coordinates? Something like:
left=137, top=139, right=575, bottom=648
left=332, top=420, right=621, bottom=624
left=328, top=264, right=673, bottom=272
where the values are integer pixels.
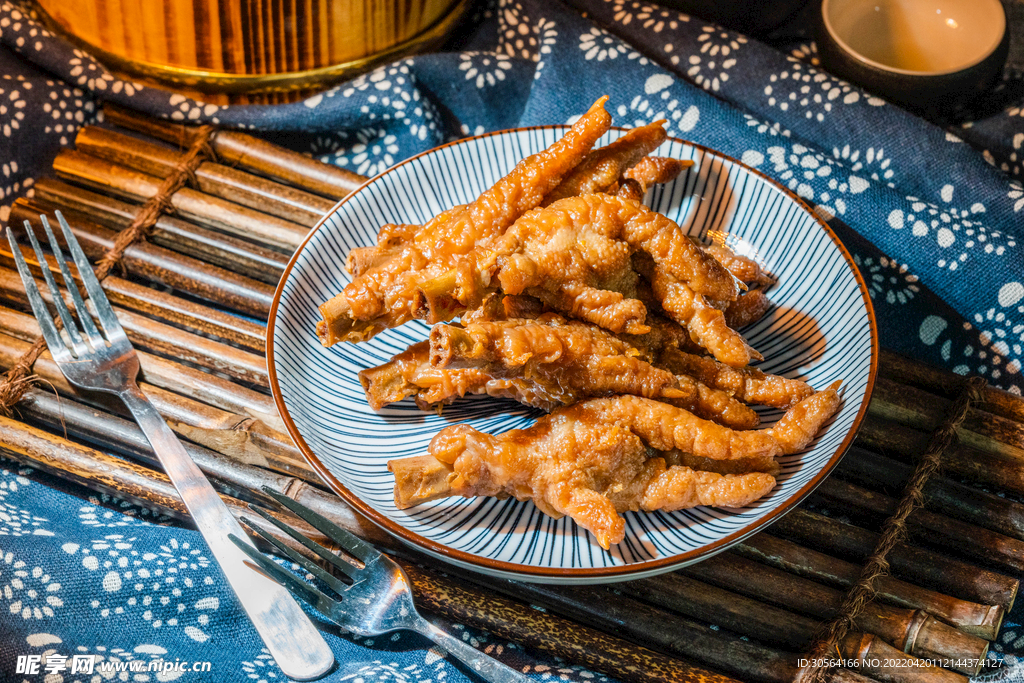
left=269, top=127, right=878, bottom=584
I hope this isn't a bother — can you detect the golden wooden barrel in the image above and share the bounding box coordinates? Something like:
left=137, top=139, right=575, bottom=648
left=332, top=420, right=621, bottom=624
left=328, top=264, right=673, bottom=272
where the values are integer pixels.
left=32, top=0, right=469, bottom=94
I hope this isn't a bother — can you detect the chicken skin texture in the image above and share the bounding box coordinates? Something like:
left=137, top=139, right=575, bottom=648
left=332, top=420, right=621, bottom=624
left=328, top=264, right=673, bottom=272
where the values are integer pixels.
left=359, top=318, right=758, bottom=428
left=542, top=121, right=669, bottom=205
left=317, top=97, right=613, bottom=345
left=430, top=315, right=758, bottom=428
left=659, top=348, right=814, bottom=409
left=393, top=411, right=776, bottom=549
left=419, top=193, right=739, bottom=346
left=624, top=156, right=691, bottom=191
left=388, top=385, right=841, bottom=548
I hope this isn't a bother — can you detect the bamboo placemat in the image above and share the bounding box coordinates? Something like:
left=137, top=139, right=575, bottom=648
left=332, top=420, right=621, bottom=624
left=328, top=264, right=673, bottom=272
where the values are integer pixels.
left=1, top=104, right=1022, bottom=683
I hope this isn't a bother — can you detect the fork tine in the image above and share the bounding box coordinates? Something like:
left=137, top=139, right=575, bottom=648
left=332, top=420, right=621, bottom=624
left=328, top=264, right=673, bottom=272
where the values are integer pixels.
left=245, top=505, right=362, bottom=583
left=239, top=513, right=354, bottom=593
left=53, top=211, right=124, bottom=341
left=22, top=219, right=86, bottom=354
left=5, top=227, right=71, bottom=361
left=261, top=486, right=379, bottom=564
left=228, top=533, right=341, bottom=617
left=39, top=214, right=104, bottom=348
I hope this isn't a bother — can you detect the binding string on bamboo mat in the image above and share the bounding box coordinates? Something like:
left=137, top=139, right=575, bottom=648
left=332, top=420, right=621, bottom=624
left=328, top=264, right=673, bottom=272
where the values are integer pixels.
left=0, top=125, right=216, bottom=415
left=793, top=374, right=988, bottom=683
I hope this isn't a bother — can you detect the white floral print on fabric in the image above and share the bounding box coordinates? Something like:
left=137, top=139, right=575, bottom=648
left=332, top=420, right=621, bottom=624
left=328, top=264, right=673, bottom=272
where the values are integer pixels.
left=790, top=42, right=820, bottom=66
left=606, top=0, right=690, bottom=32
left=309, top=133, right=347, bottom=157
left=919, top=314, right=1022, bottom=394
left=853, top=253, right=920, bottom=305
left=985, top=625, right=1024, bottom=681
left=79, top=492, right=173, bottom=528
left=1, top=552, right=63, bottom=620
left=35, top=77, right=95, bottom=146
left=1008, top=180, right=1024, bottom=212
left=744, top=115, right=791, bottom=141
left=0, top=3, right=57, bottom=52
left=337, top=661, right=432, bottom=683
left=498, top=1, right=558, bottom=60
left=22, top=634, right=179, bottom=683
left=458, top=51, right=513, bottom=88
left=681, top=26, right=747, bottom=92
left=887, top=193, right=1016, bottom=272
left=0, top=463, right=50, bottom=537
left=611, top=73, right=698, bottom=135
left=309, top=61, right=439, bottom=142
left=579, top=26, right=635, bottom=62
left=0, top=75, right=26, bottom=138
left=242, top=649, right=284, bottom=683
left=496, top=0, right=557, bottom=79
left=68, top=48, right=129, bottom=94
left=971, top=281, right=1024, bottom=380
left=319, top=128, right=401, bottom=177
left=167, top=94, right=222, bottom=123
left=764, top=58, right=884, bottom=121
left=0, top=163, right=29, bottom=222
left=993, top=132, right=1024, bottom=178
left=746, top=141, right=870, bottom=221
left=62, top=535, right=219, bottom=641
left=832, top=145, right=896, bottom=188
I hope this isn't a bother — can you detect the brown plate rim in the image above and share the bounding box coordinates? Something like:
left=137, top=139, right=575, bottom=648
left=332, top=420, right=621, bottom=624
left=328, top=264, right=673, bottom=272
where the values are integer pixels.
left=267, top=125, right=880, bottom=579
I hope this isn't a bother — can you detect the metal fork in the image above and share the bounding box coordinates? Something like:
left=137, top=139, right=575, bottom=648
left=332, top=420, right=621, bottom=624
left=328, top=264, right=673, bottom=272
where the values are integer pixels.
left=6, top=212, right=334, bottom=681
left=230, top=486, right=533, bottom=683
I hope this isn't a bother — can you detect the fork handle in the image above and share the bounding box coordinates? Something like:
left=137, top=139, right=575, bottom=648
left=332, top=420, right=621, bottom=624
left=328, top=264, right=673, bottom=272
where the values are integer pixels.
left=412, top=615, right=534, bottom=683
left=118, top=383, right=334, bottom=680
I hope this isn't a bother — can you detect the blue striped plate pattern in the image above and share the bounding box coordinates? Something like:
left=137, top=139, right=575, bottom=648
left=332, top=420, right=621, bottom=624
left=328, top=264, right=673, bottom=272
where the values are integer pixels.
left=270, top=128, right=877, bottom=584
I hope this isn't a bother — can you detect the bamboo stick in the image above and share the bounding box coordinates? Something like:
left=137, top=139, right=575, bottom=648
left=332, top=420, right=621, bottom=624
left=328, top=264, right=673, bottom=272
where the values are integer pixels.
left=772, top=509, right=1019, bottom=612
left=404, top=566, right=735, bottom=683
left=880, top=349, right=1024, bottom=424
left=870, top=377, right=1024, bottom=463
left=0, top=330, right=310, bottom=480
left=17, top=386, right=341, bottom=528
left=0, top=241, right=266, bottom=353
left=840, top=632, right=966, bottom=683
left=0, top=410, right=318, bottom=549
left=459, top=577, right=800, bottom=683
left=0, top=304, right=278, bottom=428
left=0, top=411, right=735, bottom=683
left=838, top=446, right=1024, bottom=543
left=33, top=179, right=289, bottom=285
left=619, top=573, right=818, bottom=650
left=733, top=534, right=1003, bottom=641
left=457, top=573, right=966, bottom=683
left=10, top=201, right=274, bottom=319
left=102, top=104, right=367, bottom=199
left=620, top=573, right=986, bottom=677
left=0, top=277, right=269, bottom=388
left=74, top=127, right=334, bottom=226
left=53, top=149, right=309, bottom=251
left=858, top=417, right=1024, bottom=496
left=810, top=477, right=1024, bottom=574
left=675, top=554, right=987, bottom=675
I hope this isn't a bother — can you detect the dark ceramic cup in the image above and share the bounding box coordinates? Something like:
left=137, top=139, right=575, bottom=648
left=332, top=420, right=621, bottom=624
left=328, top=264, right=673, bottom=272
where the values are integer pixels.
left=815, top=0, right=1008, bottom=119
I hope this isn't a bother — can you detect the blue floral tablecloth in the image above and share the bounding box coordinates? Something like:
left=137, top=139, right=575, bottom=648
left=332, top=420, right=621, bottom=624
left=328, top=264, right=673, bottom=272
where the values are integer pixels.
left=0, top=0, right=1023, bottom=681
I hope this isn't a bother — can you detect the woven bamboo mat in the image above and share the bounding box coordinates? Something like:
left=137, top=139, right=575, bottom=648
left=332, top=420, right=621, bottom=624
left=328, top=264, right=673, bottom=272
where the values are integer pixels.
left=0, top=105, right=1022, bottom=683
